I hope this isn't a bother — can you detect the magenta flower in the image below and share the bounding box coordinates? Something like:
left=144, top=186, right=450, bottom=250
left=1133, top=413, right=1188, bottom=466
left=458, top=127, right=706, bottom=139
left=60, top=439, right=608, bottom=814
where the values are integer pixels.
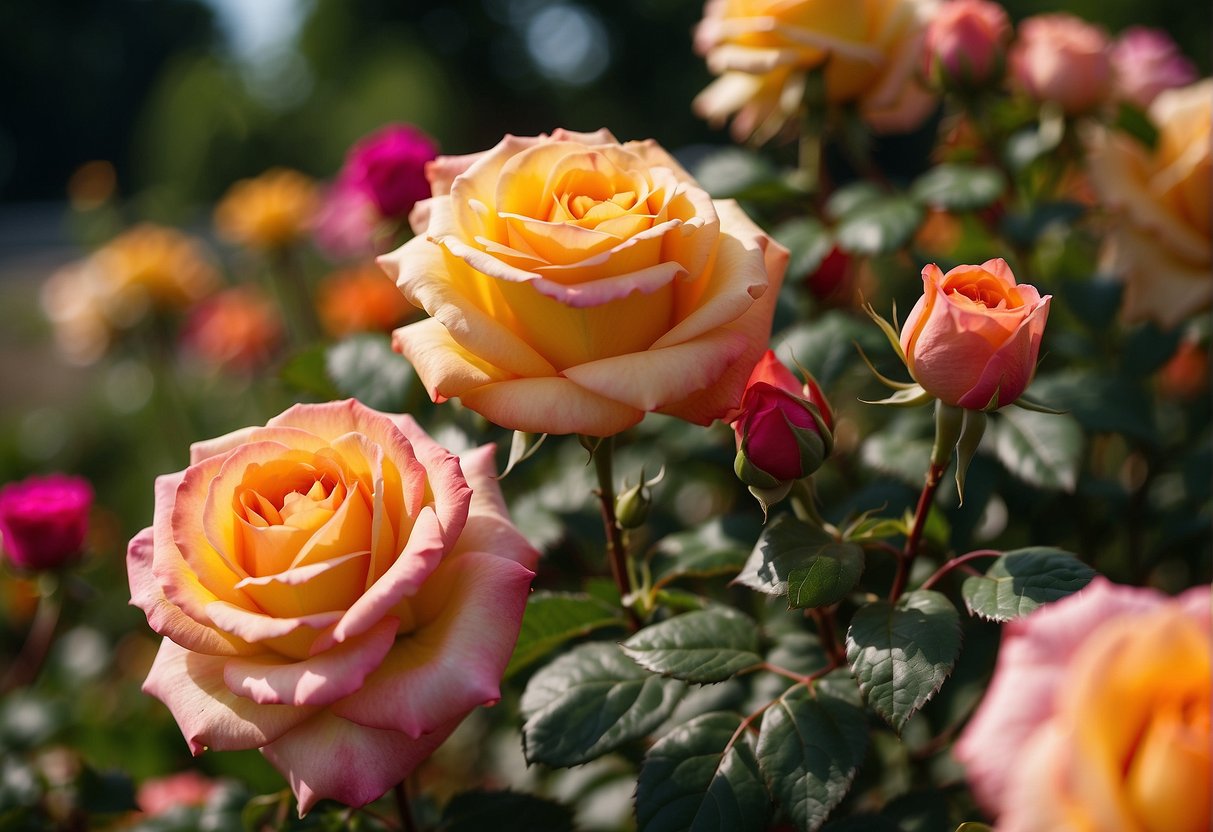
left=1110, top=26, right=1198, bottom=109
left=338, top=124, right=438, bottom=220
left=0, top=474, right=93, bottom=571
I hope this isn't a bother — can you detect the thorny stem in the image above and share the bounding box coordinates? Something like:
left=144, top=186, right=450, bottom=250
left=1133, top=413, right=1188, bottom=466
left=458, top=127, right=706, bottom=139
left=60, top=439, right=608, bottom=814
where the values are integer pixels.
left=889, top=461, right=947, bottom=602
left=592, top=436, right=641, bottom=631
left=0, top=578, right=62, bottom=695
left=920, top=549, right=1003, bottom=591
left=726, top=658, right=843, bottom=756
left=808, top=607, right=846, bottom=665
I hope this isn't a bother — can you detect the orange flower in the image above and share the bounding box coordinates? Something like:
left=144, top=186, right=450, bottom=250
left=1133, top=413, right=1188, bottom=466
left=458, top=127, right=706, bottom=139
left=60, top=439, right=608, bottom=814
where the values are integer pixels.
left=215, top=168, right=319, bottom=250
left=181, top=286, right=283, bottom=373
left=318, top=262, right=414, bottom=338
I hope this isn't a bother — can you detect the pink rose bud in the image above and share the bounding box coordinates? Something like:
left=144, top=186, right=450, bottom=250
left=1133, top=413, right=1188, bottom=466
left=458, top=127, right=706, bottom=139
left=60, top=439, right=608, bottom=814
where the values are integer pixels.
left=924, top=0, right=1012, bottom=88
left=900, top=259, right=1051, bottom=410
left=1010, top=14, right=1113, bottom=114
left=732, top=351, right=834, bottom=488
left=338, top=124, right=438, bottom=219
left=1110, top=26, right=1198, bottom=109
left=136, top=771, right=220, bottom=816
left=0, top=474, right=93, bottom=571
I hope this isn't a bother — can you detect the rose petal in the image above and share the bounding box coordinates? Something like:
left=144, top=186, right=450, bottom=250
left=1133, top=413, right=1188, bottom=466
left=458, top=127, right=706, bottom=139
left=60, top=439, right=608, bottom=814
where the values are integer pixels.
left=143, top=639, right=318, bottom=755
left=223, top=616, right=399, bottom=707
left=262, top=711, right=461, bottom=816
left=459, top=376, right=645, bottom=436
left=331, top=551, right=533, bottom=737
left=392, top=317, right=513, bottom=403
left=955, top=295, right=1051, bottom=409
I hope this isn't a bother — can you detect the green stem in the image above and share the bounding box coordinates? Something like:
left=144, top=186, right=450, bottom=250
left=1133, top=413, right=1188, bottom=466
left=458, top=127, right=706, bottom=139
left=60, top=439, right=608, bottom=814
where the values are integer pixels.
left=591, top=437, right=640, bottom=630
left=271, top=246, right=321, bottom=348
left=789, top=478, right=827, bottom=530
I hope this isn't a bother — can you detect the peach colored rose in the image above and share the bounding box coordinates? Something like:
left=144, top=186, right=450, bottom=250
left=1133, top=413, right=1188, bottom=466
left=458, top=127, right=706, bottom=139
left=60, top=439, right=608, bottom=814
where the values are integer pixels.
left=382, top=129, right=786, bottom=436
left=215, top=169, right=319, bottom=251
left=127, top=400, right=537, bottom=814
left=954, top=578, right=1211, bottom=832
left=1009, top=14, right=1112, bottom=115
left=693, top=0, right=938, bottom=143
left=923, top=0, right=1011, bottom=87
left=1087, top=78, right=1212, bottom=328
left=900, top=259, right=1050, bottom=409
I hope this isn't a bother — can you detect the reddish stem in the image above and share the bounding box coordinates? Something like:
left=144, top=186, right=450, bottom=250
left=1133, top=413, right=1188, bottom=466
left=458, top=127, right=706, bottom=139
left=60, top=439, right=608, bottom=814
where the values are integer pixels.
left=920, top=549, right=1003, bottom=591
left=889, top=462, right=947, bottom=602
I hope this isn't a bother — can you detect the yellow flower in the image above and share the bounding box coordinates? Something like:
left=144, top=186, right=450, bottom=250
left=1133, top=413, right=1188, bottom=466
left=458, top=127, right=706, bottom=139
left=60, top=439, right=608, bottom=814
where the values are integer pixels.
left=215, top=168, right=319, bottom=250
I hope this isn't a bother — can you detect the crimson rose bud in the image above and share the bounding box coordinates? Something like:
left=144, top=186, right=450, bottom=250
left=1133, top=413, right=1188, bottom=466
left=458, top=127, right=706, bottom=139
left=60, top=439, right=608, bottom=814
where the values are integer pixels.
left=0, top=474, right=93, bottom=571
left=732, top=351, right=833, bottom=488
left=339, top=124, right=438, bottom=219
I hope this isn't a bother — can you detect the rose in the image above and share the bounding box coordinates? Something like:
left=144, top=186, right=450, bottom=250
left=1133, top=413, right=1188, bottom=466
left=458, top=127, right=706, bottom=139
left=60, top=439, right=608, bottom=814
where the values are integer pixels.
left=1009, top=14, right=1112, bottom=114
left=954, top=578, right=1211, bottom=832
left=1087, top=78, right=1211, bottom=327
left=382, top=128, right=786, bottom=437
left=732, top=351, right=833, bottom=486
left=136, top=771, right=220, bottom=817
left=318, top=262, right=415, bottom=337
left=1110, top=26, right=1198, bottom=109
left=215, top=169, right=319, bottom=251
left=692, top=0, right=938, bottom=142
left=339, top=124, right=438, bottom=219
left=181, top=287, right=283, bottom=374
left=899, top=259, right=1050, bottom=409
left=0, top=474, right=93, bottom=571
left=127, top=400, right=537, bottom=813
left=923, top=0, right=1011, bottom=88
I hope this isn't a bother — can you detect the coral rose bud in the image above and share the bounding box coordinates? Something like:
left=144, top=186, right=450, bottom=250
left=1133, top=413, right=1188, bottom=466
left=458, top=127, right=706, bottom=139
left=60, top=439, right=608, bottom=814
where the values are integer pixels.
left=1010, top=14, right=1113, bottom=114
left=924, top=0, right=1012, bottom=88
left=900, top=259, right=1051, bottom=410
left=732, top=351, right=833, bottom=488
left=0, top=474, right=93, bottom=572
left=955, top=578, right=1211, bottom=832
left=1110, top=26, right=1198, bottom=109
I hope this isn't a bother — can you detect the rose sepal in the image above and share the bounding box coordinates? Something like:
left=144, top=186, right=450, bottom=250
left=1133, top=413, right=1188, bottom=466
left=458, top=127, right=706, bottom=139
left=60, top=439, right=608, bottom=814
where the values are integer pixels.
left=861, top=383, right=934, bottom=408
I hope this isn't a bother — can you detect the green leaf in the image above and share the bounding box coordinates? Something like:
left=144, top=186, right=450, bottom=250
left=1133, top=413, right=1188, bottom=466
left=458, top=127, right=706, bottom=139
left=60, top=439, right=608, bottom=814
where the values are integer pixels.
left=648, top=516, right=757, bottom=590
left=636, top=712, right=769, bottom=832
left=1028, top=371, right=1155, bottom=443
left=505, top=592, right=624, bottom=679
left=440, top=790, right=575, bottom=832
left=773, top=312, right=886, bottom=388
left=824, top=182, right=884, bottom=220
left=734, top=516, right=842, bottom=597
left=279, top=344, right=339, bottom=399
left=691, top=148, right=780, bottom=200
left=756, top=687, right=868, bottom=832
left=845, top=590, right=962, bottom=733
left=325, top=333, right=413, bottom=412
left=76, top=766, right=138, bottom=815
left=521, top=642, right=685, bottom=767
left=961, top=548, right=1096, bottom=622
left=910, top=164, right=1005, bottom=211
left=990, top=407, right=1082, bottom=492
left=774, top=217, right=834, bottom=283
left=834, top=196, right=923, bottom=256
left=622, top=608, right=762, bottom=683
left=786, top=543, right=864, bottom=609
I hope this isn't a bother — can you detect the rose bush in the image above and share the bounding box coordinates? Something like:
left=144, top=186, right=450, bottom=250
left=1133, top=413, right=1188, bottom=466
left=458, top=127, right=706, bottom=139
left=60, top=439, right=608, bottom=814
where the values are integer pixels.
left=692, top=0, right=937, bottom=142
left=1087, top=78, right=1211, bottom=327
left=127, top=400, right=537, bottom=813
left=955, top=578, right=1211, bottom=832
left=1009, top=14, right=1112, bottom=114
left=382, top=128, right=786, bottom=436
left=899, top=259, right=1050, bottom=410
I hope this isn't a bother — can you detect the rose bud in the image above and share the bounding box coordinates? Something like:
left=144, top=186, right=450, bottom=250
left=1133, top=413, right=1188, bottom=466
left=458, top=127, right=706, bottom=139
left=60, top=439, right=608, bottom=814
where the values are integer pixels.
left=0, top=474, right=93, bottom=572
left=1109, top=26, right=1198, bottom=109
left=900, top=259, right=1051, bottom=410
left=338, top=124, right=438, bottom=220
left=732, top=351, right=834, bottom=491
left=1009, top=14, right=1113, bottom=115
left=923, top=0, right=1012, bottom=89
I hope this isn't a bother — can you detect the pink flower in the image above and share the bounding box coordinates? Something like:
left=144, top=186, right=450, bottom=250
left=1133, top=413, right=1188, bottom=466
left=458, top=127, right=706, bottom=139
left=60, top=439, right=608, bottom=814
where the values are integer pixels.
left=339, top=124, right=439, bottom=220
left=311, top=181, right=381, bottom=260
left=954, top=578, right=1211, bottom=832
left=127, top=400, right=537, bottom=814
left=924, top=0, right=1012, bottom=87
left=1010, top=14, right=1113, bottom=114
left=900, top=259, right=1050, bottom=409
left=1110, top=26, right=1198, bottom=109
left=0, top=474, right=92, bottom=571
left=731, top=351, right=833, bottom=485
left=136, top=771, right=220, bottom=816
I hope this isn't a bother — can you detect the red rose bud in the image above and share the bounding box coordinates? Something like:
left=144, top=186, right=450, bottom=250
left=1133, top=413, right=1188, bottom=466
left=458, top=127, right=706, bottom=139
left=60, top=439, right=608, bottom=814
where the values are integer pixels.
left=806, top=246, right=852, bottom=302
left=0, top=474, right=93, bottom=571
left=732, top=351, right=834, bottom=489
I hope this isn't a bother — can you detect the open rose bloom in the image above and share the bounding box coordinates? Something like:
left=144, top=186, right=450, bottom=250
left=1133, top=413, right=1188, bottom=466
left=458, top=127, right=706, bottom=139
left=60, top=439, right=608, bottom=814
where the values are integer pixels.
left=1087, top=78, right=1212, bottom=328
left=900, top=259, right=1050, bottom=409
left=127, top=400, right=537, bottom=813
left=693, top=0, right=938, bottom=142
left=955, top=579, right=1211, bottom=832
left=383, top=128, right=786, bottom=436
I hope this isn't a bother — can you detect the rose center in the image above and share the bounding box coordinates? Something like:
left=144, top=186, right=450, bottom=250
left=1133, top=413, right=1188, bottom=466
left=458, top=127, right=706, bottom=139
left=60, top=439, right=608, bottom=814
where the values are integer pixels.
left=235, top=464, right=343, bottom=531
left=946, top=273, right=1024, bottom=310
